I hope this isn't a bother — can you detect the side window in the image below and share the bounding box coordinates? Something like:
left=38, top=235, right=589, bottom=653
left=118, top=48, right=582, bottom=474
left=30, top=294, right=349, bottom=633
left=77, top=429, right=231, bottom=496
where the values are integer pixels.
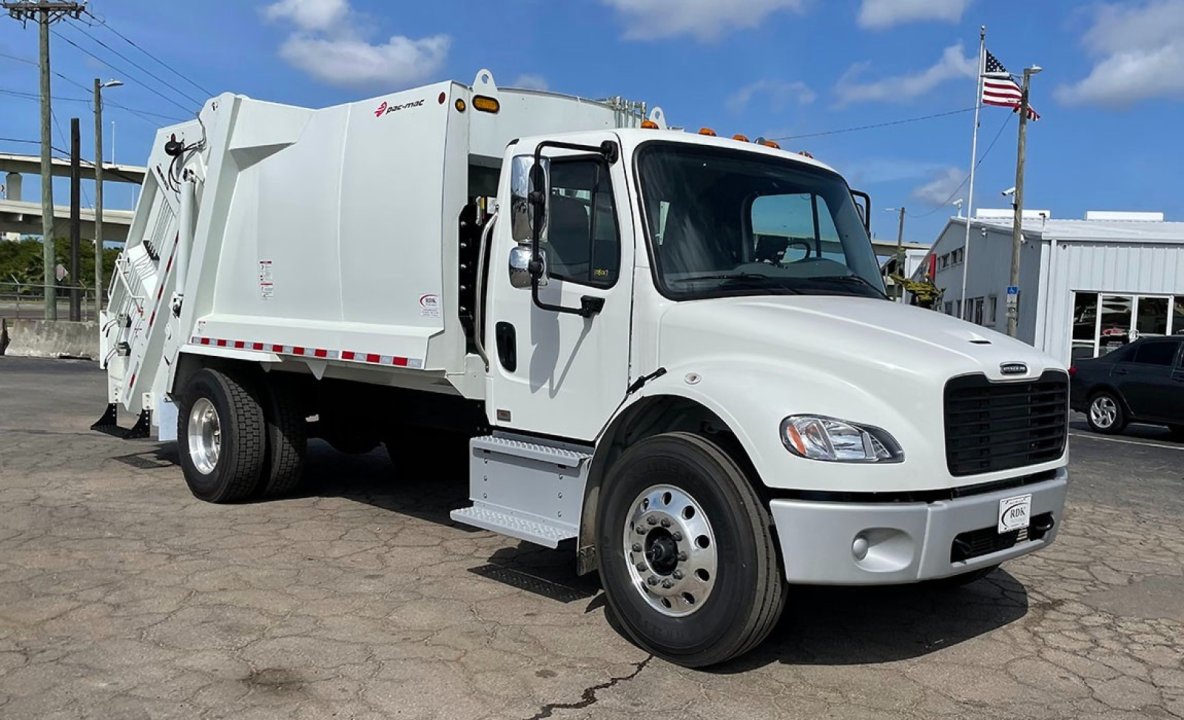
left=1131, top=341, right=1178, bottom=366
left=545, top=159, right=619, bottom=288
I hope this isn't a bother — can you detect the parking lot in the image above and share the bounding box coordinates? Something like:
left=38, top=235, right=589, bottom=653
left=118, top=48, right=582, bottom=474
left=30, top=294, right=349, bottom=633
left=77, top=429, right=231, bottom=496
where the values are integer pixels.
left=1, top=356, right=1182, bottom=720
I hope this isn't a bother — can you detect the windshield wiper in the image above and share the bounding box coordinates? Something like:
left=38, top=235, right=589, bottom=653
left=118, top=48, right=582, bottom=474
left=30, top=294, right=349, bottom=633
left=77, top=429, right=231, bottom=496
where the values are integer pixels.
left=676, top=272, right=779, bottom=284
left=810, top=274, right=889, bottom=300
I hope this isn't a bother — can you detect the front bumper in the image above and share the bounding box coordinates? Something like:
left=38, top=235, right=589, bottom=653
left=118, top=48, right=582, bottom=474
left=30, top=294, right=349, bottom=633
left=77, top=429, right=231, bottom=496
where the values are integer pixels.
left=769, top=468, right=1068, bottom=585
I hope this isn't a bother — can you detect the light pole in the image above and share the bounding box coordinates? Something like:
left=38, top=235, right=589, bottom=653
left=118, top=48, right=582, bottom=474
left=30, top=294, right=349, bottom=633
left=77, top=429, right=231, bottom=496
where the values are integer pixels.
left=93, top=78, right=122, bottom=312
left=884, top=207, right=905, bottom=300
left=1007, top=65, right=1041, bottom=338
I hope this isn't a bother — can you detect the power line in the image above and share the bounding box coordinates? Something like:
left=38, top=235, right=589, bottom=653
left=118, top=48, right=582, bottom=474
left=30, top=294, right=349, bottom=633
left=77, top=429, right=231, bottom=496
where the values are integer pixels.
left=907, top=112, right=1015, bottom=219
left=81, top=9, right=214, bottom=98
left=771, top=107, right=977, bottom=142
left=62, top=19, right=205, bottom=106
left=50, top=28, right=196, bottom=115
left=0, top=84, right=184, bottom=123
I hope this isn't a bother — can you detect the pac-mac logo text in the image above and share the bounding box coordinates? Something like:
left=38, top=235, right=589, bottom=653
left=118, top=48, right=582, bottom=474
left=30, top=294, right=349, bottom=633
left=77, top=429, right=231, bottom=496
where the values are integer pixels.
left=1000, top=362, right=1028, bottom=375
left=374, top=98, right=425, bottom=117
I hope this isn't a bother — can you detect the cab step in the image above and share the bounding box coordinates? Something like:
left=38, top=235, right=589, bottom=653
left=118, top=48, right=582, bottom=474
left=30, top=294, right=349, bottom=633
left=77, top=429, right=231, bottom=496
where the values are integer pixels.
left=449, top=433, right=592, bottom=549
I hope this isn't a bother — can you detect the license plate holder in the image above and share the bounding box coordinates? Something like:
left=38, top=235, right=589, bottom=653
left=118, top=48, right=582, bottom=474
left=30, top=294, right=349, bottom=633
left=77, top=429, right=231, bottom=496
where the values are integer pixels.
left=998, top=494, right=1032, bottom=534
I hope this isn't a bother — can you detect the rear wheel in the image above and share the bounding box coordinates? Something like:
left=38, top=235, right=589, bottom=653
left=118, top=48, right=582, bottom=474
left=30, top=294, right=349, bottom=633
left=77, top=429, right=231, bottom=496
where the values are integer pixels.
left=1086, top=391, right=1126, bottom=434
left=1168, top=425, right=1184, bottom=439
left=259, top=377, right=307, bottom=497
left=595, top=432, right=785, bottom=668
left=177, top=368, right=266, bottom=503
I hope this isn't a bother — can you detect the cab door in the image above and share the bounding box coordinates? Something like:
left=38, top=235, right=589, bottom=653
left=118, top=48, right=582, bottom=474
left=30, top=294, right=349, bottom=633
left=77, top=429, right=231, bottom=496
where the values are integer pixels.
left=486, top=135, right=634, bottom=441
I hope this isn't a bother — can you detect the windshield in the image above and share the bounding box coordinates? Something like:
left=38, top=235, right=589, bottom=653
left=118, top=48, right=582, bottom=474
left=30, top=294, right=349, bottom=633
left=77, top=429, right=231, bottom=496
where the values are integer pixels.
left=636, top=143, right=886, bottom=300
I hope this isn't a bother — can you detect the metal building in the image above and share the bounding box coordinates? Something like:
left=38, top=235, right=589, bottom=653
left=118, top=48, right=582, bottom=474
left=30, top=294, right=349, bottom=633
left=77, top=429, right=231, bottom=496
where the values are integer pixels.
left=918, top=210, right=1184, bottom=363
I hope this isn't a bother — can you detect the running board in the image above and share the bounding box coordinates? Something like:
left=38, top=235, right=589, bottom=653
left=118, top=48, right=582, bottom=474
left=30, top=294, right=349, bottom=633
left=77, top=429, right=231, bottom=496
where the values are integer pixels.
left=450, top=434, right=592, bottom=549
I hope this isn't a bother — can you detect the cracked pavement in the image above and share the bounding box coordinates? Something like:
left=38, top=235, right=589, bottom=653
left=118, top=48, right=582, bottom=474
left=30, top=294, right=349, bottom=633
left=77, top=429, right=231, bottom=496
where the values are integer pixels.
left=1, top=356, right=1182, bottom=719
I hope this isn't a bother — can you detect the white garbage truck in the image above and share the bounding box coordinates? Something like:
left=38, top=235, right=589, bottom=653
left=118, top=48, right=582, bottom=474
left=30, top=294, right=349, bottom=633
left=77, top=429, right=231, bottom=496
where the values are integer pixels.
left=98, top=69, right=1069, bottom=667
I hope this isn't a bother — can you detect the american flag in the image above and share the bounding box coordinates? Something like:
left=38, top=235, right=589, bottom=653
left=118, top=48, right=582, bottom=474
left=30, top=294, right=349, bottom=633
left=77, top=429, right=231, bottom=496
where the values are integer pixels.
left=982, top=50, right=1040, bottom=121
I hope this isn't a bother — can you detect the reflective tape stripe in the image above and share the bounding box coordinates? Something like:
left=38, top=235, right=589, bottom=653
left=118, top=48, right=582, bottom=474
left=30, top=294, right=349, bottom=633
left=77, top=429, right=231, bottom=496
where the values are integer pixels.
left=186, top=337, right=414, bottom=367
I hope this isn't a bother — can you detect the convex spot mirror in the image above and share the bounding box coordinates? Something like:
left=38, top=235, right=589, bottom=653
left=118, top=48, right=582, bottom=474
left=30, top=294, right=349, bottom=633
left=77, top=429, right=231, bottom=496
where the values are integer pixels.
left=509, top=245, right=547, bottom=289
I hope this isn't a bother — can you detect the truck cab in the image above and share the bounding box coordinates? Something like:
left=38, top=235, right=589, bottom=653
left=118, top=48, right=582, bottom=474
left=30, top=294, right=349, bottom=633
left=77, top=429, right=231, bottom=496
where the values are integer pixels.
left=99, top=72, right=1069, bottom=668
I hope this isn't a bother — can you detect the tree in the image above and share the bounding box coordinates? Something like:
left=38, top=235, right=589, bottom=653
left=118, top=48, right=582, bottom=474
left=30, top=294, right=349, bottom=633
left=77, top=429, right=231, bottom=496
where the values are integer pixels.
left=0, top=237, right=118, bottom=294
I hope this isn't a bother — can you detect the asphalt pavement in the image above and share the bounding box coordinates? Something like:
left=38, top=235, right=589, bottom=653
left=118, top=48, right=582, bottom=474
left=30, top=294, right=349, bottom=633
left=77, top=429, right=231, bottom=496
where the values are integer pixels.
left=1, top=356, right=1181, bottom=719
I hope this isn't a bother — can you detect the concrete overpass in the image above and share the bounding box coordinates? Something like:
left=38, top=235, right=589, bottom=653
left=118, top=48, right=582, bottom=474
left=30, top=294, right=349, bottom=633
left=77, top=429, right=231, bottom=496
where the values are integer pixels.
left=0, top=153, right=145, bottom=243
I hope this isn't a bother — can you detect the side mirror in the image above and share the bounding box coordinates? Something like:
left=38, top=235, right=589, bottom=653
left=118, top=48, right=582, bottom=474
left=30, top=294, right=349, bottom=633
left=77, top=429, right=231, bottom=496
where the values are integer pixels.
left=510, top=155, right=550, bottom=244
left=509, top=245, right=547, bottom=289
left=850, top=189, right=871, bottom=234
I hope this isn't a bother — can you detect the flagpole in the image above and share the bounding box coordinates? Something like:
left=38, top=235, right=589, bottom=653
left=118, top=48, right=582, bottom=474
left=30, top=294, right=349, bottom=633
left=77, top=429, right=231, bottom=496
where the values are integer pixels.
left=959, top=25, right=985, bottom=319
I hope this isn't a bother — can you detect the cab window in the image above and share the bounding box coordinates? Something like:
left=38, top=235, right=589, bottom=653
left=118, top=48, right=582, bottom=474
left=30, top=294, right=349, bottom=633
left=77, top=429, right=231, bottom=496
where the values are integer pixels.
left=545, top=158, right=620, bottom=288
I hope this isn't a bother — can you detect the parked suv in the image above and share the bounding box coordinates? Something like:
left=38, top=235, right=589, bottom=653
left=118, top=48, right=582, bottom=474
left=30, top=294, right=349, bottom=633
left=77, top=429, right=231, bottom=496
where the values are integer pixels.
left=1070, top=336, right=1184, bottom=435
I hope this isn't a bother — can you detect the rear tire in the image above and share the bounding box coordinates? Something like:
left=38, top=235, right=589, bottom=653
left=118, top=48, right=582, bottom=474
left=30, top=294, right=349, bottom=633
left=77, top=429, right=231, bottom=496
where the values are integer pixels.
left=1086, top=391, right=1126, bottom=434
left=177, top=368, right=266, bottom=503
left=1168, top=424, right=1184, bottom=439
left=260, top=376, right=306, bottom=497
left=595, top=432, right=785, bottom=668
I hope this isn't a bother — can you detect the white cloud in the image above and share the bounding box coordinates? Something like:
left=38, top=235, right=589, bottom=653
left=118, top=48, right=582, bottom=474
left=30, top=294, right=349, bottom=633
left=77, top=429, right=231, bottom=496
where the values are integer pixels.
left=511, top=74, right=549, bottom=91
left=835, top=43, right=976, bottom=104
left=857, top=0, right=971, bottom=29
left=601, top=0, right=806, bottom=41
left=728, top=80, right=816, bottom=112
left=279, top=35, right=450, bottom=88
left=264, top=0, right=449, bottom=88
left=1055, top=0, right=1184, bottom=107
left=264, top=0, right=348, bottom=32
left=911, top=167, right=966, bottom=205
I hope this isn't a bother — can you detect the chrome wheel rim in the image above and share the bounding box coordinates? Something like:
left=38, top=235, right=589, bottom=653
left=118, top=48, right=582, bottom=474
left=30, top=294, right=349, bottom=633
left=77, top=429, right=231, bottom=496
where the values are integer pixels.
left=622, top=484, right=717, bottom=618
left=1089, top=396, right=1117, bottom=429
left=187, top=397, right=221, bottom=474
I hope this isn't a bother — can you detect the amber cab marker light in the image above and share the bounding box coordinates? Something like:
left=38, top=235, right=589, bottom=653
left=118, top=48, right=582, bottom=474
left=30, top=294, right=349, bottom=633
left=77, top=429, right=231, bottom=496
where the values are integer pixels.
left=759, top=139, right=781, bottom=149
left=732, top=134, right=750, bottom=142
left=472, top=95, right=500, bottom=113
left=641, top=119, right=659, bottom=129
left=698, top=127, right=717, bottom=136
left=454, top=98, right=467, bottom=112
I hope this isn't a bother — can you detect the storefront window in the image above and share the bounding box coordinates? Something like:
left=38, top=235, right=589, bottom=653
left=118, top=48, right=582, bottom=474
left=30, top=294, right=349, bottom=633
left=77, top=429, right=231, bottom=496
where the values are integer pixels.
left=1097, top=295, right=1132, bottom=356
left=1071, top=292, right=1098, bottom=361
left=1135, top=296, right=1168, bottom=337
left=1174, top=296, right=1184, bottom=335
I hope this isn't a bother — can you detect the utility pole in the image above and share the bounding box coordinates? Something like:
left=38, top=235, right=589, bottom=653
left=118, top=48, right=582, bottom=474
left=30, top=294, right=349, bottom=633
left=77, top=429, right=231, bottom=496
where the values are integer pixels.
left=3, top=1, right=87, bottom=320
left=1007, top=66, right=1041, bottom=338
left=69, top=116, right=81, bottom=321
left=93, top=78, right=122, bottom=311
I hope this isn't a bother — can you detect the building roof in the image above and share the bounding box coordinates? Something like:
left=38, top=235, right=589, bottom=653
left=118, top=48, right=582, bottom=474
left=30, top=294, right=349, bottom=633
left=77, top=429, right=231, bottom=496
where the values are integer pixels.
left=950, top=216, right=1184, bottom=244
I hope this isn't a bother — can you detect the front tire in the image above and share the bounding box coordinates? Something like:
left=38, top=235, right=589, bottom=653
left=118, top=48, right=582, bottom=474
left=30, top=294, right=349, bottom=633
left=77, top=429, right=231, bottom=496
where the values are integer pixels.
left=177, top=368, right=267, bottom=503
left=596, top=432, right=785, bottom=667
left=1086, top=391, right=1126, bottom=434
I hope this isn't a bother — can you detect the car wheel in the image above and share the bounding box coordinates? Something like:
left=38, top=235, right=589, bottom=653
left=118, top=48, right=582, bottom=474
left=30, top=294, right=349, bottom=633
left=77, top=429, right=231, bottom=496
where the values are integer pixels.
left=1086, top=391, right=1127, bottom=434
left=596, top=432, right=785, bottom=668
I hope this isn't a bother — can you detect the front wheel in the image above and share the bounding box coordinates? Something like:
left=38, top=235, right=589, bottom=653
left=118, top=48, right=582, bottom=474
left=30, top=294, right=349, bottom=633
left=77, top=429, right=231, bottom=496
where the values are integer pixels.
left=596, top=432, right=785, bottom=668
left=1086, top=391, right=1126, bottom=434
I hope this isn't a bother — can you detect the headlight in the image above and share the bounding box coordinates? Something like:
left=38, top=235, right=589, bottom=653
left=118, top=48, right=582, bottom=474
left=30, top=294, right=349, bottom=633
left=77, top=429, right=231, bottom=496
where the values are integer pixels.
left=780, top=415, right=903, bottom=463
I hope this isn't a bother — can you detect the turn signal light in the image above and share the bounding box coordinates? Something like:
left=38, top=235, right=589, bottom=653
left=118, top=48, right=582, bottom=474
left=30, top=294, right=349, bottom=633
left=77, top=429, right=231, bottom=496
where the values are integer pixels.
left=732, top=134, right=749, bottom=142
left=641, top=119, right=659, bottom=129
left=472, top=95, right=500, bottom=113
left=698, top=127, right=717, bottom=136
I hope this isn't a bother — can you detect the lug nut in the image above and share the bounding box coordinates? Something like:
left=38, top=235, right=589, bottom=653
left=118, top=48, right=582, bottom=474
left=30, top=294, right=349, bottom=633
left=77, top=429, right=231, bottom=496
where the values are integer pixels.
left=636, top=562, right=647, bottom=571
left=678, top=552, right=688, bottom=562
left=636, top=526, right=647, bottom=534
left=632, top=543, right=642, bottom=552
left=672, top=570, right=684, bottom=580
left=671, top=531, right=683, bottom=541
left=646, top=516, right=658, bottom=526
left=660, top=518, right=671, bottom=527
left=661, top=579, right=673, bottom=589
left=646, top=576, right=659, bottom=586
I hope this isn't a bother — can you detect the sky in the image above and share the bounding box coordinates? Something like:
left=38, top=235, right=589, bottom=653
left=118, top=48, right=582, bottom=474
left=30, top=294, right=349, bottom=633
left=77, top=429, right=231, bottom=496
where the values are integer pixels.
left=1, top=0, right=1182, bottom=245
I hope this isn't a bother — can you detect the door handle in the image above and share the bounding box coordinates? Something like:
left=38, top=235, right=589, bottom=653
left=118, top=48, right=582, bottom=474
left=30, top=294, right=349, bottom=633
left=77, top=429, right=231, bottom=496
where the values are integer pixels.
left=495, top=322, right=517, bottom=372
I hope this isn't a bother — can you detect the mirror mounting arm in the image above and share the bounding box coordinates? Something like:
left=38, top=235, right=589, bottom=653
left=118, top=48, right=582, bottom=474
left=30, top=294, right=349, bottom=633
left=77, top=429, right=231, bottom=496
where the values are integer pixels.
left=527, top=139, right=619, bottom=319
